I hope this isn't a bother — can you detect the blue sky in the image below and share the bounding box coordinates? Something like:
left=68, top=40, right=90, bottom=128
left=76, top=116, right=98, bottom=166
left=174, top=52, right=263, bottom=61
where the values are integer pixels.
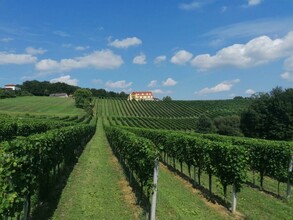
left=0, top=0, right=293, bottom=100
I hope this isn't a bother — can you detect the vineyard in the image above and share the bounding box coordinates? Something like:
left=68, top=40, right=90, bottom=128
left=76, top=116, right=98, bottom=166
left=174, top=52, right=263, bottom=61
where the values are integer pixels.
left=0, top=97, right=95, bottom=219
left=0, top=96, right=292, bottom=219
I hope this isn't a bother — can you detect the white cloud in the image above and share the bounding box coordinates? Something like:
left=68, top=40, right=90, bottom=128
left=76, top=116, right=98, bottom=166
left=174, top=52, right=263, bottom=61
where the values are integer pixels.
left=148, top=80, right=157, bottom=87
left=281, top=55, right=293, bottom=82
left=25, top=47, right=47, bottom=55
left=109, top=37, right=142, bottom=49
left=50, top=75, right=78, bottom=86
left=133, top=53, right=147, bottom=64
left=75, top=46, right=89, bottom=51
left=53, top=30, right=70, bottom=37
left=154, top=55, right=166, bottom=64
left=0, top=38, right=13, bottom=42
left=36, top=50, right=123, bottom=74
left=281, top=72, right=293, bottom=82
left=179, top=1, right=201, bottom=10
left=248, top=0, right=262, bottom=6
left=151, top=89, right=172, bottom=94
left=105, top=80, right=132, bottom=89
left=162, top=78, right=178, bottom=87
left=171, top=50, right=193, bottom=65
left=245, top=89, right=256, bottom=95
left=196, top=79, right=240, bottom=95
left=191, top=31, right=293, bottom=70
left=0, top=52, right=37, bottom=64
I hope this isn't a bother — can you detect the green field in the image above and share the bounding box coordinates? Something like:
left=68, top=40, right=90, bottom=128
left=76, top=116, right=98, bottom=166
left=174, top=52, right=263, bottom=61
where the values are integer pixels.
left=0, top=96, right=292, bottom=220
left=0, top=96, right=84, bottom=116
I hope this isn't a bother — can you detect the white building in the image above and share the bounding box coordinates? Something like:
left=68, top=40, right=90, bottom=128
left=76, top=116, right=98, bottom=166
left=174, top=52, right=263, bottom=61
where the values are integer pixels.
left=128, top=91, right=154, bottom=101
left=4, top=84, right=20, bottom=91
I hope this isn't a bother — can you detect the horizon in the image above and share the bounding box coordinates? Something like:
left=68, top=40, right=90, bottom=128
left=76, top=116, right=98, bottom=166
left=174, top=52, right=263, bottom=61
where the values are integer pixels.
left=0, top=0, right=293, bottom=100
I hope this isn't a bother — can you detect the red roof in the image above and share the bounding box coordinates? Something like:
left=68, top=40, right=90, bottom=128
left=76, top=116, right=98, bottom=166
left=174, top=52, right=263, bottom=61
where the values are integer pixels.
left=131, top=91, right=153, bottom=95
left=4, top=84, right=16, bottom=86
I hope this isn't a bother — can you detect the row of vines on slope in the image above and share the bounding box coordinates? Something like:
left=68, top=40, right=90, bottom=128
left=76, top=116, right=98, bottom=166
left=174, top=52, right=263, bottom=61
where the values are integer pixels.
left=97, top=98, right=251, bottom=118
left=105, top=126, right=159, bottom=217
left=124, top=127, right=293, bottom=212
left=0, top=124, right=95, bottom=219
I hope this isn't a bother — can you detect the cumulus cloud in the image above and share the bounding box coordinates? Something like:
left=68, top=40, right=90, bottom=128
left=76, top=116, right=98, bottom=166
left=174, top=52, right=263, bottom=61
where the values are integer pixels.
left=191, top=31, right=293, bottom=70
left=171, top=50, right=193, bottom=65
left=179, top=1, right=201, bottom=10
left=162, top=78, right=178, bottom=87
left=50, top=75, right=78, bottom=86
left=26, top=47, right=47, bottom=55
left=154, top=55, right=166, bottom=64
left=281, top=55, right=293, bottom=82
left=148, top=80, right=157, bottom=87
left=75, top=46, right=89, bottom=51
left=109, top=37, right=142, bottom=49
left=133, top=53, right=147, bottom=64
left=196, top=79, right=240, bottom=95
left=281, top=72, right=293, bottom=82
left=35, top=50, right=123, bottom=74
left=245, top=89, right=256, bottom=95
left=0, top=52, right=37, bottom=64
left=105, top=80, right=132, bottom=89
left=247, top=0, right=262, bottom=6
left=151, top=89, right=172, bottom=95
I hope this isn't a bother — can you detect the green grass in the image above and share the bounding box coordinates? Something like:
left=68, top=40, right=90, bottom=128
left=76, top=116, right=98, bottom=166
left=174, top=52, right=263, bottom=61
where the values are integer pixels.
left=0, top=96, right=84, bottom=116
left=156, top=164, right=231, bottom=220
left=167, top=160, right=293, bottom=220
left=52, top=119, right=141, bottom=220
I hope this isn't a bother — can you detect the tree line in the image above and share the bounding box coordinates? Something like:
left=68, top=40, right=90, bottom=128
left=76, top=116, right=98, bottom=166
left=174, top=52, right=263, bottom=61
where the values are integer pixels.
left=14, top=80, right=128, bottom=98
left=196, top=87, right=293, bottom=141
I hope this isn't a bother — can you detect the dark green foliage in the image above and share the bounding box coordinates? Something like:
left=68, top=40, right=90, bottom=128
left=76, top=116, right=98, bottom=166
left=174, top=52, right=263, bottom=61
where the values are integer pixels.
left=125, top=127, right=248, bottom=195
left=0, top=124, right=95, bottom=217
left=195, top=115, right=216, bottom=134
left=20, top=80, right=128, bottom=98
left=241, top=87, right=293, bottom=140
left=73, top=89, right=93, bottom=108
left=0, top=117, right=76, bottom=142
left=213, top=115, right=243, bottom=136
left=0, top=89, right=16, bottom=99
left=162, top=96, right=172, bottom=101
left=105, top=126, right=159, bottom=192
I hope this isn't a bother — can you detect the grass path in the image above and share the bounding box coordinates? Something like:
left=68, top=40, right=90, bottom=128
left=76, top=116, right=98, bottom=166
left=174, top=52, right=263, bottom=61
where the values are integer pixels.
left=156, top=164, right=233, bottom=220
left=52, top=120, right=141, bottom=220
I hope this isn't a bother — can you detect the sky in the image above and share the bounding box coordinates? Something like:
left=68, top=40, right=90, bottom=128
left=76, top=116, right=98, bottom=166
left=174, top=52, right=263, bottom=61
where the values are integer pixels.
left=0, top=0, right=293, bottom=100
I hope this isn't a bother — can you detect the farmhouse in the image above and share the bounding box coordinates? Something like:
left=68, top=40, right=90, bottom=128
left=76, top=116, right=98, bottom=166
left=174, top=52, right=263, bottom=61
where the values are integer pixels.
left=128, top=91, right=154, bottom=101
left=4, top=84, right=20, bottom=91
left=49, top=93, right=68, bottom=98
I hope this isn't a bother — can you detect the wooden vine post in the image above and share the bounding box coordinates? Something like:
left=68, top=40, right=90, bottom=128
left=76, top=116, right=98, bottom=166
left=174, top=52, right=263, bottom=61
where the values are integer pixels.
left=287, top=155, right=293, bottom=200
left=151, top=159, right=159, bottom=220
left=231, top=184, right=237, bottom=213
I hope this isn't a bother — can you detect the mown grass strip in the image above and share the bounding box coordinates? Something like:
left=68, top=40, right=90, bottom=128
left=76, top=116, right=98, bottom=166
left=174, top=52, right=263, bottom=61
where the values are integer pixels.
left=0, top=96, right=84, bottom=116
left=170, top=161, right=293, bottom=220
left=156, top=164, right=232, bottom=220
left=52, top=120, right=141, bottom=220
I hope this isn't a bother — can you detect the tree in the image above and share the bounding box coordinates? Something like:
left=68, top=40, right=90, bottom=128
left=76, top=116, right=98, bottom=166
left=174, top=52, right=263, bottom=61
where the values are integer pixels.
left=73, top=89, right=93, bottom=108
left=195, top=115, right=216, bottom=134
left=214, top=115, right=243, bottom=136
left=241, top=87, right=293, bottom=140
left=162, top=96, right=172, bottom=101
